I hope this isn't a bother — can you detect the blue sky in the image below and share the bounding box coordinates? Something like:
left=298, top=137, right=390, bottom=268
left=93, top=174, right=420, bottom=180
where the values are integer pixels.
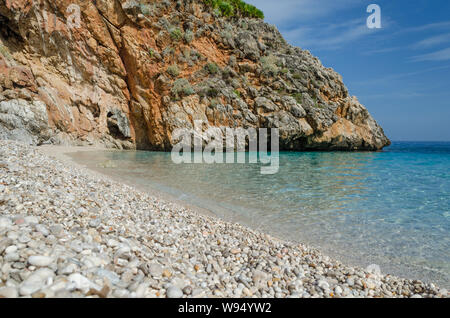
left=246, top=0, right=450, bottom=141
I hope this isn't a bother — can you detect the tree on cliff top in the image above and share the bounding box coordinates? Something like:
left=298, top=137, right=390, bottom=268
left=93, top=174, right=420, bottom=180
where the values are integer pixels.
left=203, top=0, right=264, bottom=19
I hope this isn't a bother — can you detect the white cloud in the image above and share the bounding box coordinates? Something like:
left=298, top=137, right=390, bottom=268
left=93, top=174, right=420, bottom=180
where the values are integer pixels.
left=362, top=46, right=404, bottom=55
left=412, top=33, right=450, bottom=49
left=353, top=64, right=450, bottom=85
left=411, top=47, right=450, bottom=62
left=244, top=1, right=388, bottom=51
left=395, top=21, right=450, bottom=35
left=246, top=1, right=450, bottom=65
left=283, top=18, right=373, bottom=50
left=365, top=32, right=450, bottom=55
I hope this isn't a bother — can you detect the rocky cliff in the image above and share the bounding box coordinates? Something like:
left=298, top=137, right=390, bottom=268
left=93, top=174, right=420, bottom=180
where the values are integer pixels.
left=0, top=0, right=390, bottom=150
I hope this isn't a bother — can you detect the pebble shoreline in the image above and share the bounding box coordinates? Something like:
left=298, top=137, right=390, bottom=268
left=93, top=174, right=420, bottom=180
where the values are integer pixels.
left=0, top=140, right=448, bottom=298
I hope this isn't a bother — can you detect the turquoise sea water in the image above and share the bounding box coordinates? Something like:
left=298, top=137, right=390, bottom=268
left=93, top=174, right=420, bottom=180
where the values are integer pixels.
left=70, top=142, right=450, bottom=288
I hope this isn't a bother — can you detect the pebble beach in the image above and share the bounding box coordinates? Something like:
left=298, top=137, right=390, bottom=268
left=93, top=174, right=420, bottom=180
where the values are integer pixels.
left=0, top=140, right=448, bottom=298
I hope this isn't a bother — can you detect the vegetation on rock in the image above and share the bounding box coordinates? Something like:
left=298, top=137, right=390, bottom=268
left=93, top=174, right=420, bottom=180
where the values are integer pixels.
left=206, top=62, right=220, bottom=75
left=167, top=64, right=180, bottom=77
left=0, top=0, right=390, bottom=151
left=203, top=0, right=264, bottom=19
left=171, top=79, right=194, bottom=100
left=170, top=27, right=183, bottom=41
left=260, top=55, right=280, bottom=76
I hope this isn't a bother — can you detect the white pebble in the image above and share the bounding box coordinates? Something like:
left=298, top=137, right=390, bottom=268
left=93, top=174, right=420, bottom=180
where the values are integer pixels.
left=0, top=286, right=18, bottom=298
left=28, top=255, right=53, bottom=267
left=0, top=217, right=12, bottom=228
left=35, top=224, right=49, bottom=236
left=5, top=245, right=18, bottom=254
left=166, top=286, right=183, bottom=298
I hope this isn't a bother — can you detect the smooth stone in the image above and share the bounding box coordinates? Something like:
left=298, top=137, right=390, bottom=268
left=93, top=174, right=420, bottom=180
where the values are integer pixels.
left=28, top=255, right=53, bottom=267
left=0, top=238, right=13, bottom=254
left=166, top=286, right=183, bottom=298
left=35, top=224, right=49, bottom=236
left=24, top=216, right=39, bottom=224
left=5, top=245, right=18, bottom=254
left=107, top=239, right=119, bottom=247
left=0, top=217, right=12, bottom=228
left=18, top=234, right=31, bottom=243
left=148, top=263, right=164, bottom=277
left=135, top=283, right=149, bottom=298
left=252, top=270, right=268, bottom=285
left=317, top=279, right=329, bottom=290
left=334, top=286, right=343, bottom=294
left=192, top=288, right=205, bottom=298
left=7, top=231, right=19, bottom=240
left=69, top=242, right=83, bottom=253
left=24, top=268, right=56, bottom=284
left=19, top=268, right=56, bottom=296
left=95, top=268, right=121, bottom=285
left=58, top=263, right=78, bottom=275
left=67, top=273, right=98, bottom=292
left=19, top=282, right=42, bottom=296
left=49, top=279, right=69, bottom=292
left=89, top=219, right=101, bottom=228
left=0, top=286, right=18, bottom=298
left=12, top=262, right=26, bottom=269
left=5, top=252, right=20, bottom=262
left=182, top=286, right=192, bottom=295
left=82, top=255, right=104, bottom=268
left=49, top=225, right=63, bottom=237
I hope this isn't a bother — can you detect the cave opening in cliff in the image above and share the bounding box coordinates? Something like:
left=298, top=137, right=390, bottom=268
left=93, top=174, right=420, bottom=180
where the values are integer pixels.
left=0, top=15, right=25, bottom=59
left=107, top=111, right=127, bottom=141
left=0, top=13, right=23, bottom=42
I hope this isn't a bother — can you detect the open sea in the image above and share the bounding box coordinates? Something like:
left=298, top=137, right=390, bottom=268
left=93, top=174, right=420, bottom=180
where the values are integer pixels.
left=70, top=142, right=450, bottom=288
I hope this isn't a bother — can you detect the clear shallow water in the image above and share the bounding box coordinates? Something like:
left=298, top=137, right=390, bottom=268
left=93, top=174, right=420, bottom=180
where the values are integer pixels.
left=70, top=142, right=450, bottom=288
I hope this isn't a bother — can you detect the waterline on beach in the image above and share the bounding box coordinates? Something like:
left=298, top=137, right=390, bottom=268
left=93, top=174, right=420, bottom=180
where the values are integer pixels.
left=68, top=142, right=450, bottom=288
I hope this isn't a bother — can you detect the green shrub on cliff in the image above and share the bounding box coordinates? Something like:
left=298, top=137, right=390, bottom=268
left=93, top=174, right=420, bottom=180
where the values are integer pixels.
left=140, top=4, right=153, bottom=16
left=207, top=87, right=220, bottom=97
left=231, top=0, right=264, bottom=19
left=167, top=64, right=180, bottom=77
left=171, top=79, right=194, bottom=99
left=206, top=62, right=220, bottom=75
left=292, top=93, right=303, bottom=104
left=184, top=30, right=194, bottom=44
left=261, top=55, right=279, bottom=76
left=218, top=1, right=235, bottom=17
left=170, top=28, right=183, bottom=41
left=203, top=0, right=264, bottom=19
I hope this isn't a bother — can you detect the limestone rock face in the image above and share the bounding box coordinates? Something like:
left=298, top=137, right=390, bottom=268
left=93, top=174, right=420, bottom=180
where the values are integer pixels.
left=0, top=0, right=390, bottom=151
left=0, top=99, right=50, bottom=144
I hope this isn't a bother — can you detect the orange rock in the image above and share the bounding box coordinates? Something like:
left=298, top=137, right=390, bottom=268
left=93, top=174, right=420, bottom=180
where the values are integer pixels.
left=0, top=0, right=390, bottom=151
